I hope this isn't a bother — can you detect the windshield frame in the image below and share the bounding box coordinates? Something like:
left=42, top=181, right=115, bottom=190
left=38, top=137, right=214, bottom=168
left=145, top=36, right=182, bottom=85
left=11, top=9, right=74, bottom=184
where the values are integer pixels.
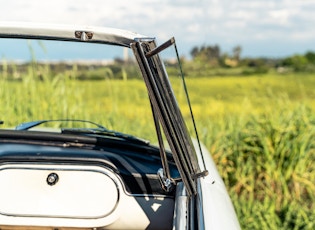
left=131, top=38, right=205, bottom=196
left=0, top=22, right=152, bottom=47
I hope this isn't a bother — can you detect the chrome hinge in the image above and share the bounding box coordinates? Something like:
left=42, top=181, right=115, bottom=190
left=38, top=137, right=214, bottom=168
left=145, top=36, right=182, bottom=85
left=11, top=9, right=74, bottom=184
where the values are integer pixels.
left=157, top=168, right=175, bottom=193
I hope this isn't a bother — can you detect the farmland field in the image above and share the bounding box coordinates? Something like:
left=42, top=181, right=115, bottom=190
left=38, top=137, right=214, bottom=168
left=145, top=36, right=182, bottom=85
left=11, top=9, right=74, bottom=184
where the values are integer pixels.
left=1, top=71, right=315, bottom=229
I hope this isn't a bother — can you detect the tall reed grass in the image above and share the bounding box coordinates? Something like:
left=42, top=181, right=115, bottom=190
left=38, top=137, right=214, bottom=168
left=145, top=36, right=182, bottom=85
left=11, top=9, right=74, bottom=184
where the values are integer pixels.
left=204, top=104, right=315, bottom=229
left=0, top=66, right=314, bottom=229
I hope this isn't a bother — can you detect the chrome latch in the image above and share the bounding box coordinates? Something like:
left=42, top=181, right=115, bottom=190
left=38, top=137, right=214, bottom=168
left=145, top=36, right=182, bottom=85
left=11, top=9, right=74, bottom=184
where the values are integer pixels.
left=74, top=31, right=93, bottom=41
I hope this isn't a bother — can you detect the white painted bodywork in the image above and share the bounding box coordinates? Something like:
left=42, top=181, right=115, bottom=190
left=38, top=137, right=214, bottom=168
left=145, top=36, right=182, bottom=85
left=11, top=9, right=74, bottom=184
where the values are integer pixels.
left=194, top=141, right=241, bottom=230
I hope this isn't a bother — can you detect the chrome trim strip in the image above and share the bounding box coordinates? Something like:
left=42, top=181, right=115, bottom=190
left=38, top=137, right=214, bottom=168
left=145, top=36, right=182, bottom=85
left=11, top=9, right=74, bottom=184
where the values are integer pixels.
left=0, top=22, right=151, bottom=47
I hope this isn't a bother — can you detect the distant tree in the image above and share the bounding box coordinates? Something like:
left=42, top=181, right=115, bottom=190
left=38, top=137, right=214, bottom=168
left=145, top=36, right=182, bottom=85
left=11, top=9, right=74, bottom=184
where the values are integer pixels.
left=190, top=46, right=200, bottom=59
left=221, top=45, right=242, bottom=67
left=202, top=45, right=220, bottom=60
left=190, top=44, right=221, bottom=67
left=282, top=55, right=308, bottom=71
left=305, top=51, right=315, bottom=64
left=232, top=45, right=242, bottom=62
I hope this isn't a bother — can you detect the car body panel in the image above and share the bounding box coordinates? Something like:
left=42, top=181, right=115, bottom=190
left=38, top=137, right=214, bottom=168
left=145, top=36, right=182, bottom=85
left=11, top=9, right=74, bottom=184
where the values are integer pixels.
left=194, top=141, right=240, bottom=230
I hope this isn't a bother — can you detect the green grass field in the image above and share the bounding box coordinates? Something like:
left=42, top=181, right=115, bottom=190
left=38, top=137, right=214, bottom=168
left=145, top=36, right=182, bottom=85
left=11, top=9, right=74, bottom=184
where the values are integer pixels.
left=1, top=72, right=315, bottom=229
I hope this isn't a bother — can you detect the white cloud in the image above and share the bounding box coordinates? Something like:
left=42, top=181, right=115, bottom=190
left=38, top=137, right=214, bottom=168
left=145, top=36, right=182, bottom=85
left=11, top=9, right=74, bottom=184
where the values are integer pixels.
left=269, top=10, right=292, bottom=26
left=0, top=0, right=315, bottom=56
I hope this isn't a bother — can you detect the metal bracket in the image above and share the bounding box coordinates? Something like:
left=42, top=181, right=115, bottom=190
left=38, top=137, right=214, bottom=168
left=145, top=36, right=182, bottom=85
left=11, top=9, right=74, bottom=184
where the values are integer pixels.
left=157, top=168, right=175, bottom=193
left=192, top=170, right=209, bottom=179
left=74, top=31, right=93, bottom=41
left=145, top=37, right=175, bottom=58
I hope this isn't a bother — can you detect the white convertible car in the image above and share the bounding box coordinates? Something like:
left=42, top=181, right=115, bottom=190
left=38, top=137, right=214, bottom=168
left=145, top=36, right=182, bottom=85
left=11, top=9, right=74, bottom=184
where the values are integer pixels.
left=0, top=22, right=240, bottom=230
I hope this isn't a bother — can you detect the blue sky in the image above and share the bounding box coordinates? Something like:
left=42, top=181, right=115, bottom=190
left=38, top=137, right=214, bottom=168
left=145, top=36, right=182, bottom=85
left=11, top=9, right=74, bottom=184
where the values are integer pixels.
left=0, top=0, right=315, bottom=58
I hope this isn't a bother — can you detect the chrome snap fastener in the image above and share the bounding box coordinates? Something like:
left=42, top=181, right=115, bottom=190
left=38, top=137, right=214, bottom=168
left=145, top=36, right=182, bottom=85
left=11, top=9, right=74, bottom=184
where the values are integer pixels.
left=47, top=173, right=59, bottom=186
